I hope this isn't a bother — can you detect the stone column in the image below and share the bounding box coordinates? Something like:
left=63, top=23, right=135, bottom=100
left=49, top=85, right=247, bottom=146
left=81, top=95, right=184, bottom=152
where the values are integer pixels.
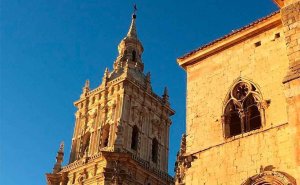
left=280, top=0, right=300, bottom=182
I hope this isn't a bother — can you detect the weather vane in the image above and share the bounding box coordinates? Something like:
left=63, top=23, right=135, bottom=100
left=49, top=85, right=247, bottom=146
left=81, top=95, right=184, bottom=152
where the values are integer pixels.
left=133, top=4, right=137, bottom=17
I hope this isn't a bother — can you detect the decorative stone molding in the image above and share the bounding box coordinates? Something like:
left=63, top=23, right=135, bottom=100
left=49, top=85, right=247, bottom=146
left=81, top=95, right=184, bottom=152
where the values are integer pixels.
left=77, top=170, right=88, bottom=184
left=242, top=169, right=296, bottom=185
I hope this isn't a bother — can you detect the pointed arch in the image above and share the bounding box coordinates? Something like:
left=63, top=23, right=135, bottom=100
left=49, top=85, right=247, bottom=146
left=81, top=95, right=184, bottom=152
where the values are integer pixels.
left=222, top=78, right=264, bottom=138
left=222, top=77, right=263, bottom=108
left=224, top=100, right=242, bottom=137
left=243, top=94, right=262, bottom=131
left=242, top=171, right=296, bottom=185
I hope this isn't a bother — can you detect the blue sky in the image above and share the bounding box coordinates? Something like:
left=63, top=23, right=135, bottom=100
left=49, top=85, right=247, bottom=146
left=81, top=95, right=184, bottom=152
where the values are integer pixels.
left=0, top=0, right=277, bottom=184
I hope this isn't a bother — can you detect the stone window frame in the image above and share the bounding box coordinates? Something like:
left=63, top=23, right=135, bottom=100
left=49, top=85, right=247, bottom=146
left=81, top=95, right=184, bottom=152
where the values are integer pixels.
left=222, top=79, right=267, bottom=138
left=151, top=138, right=159, bottom=163
left=79, top=131, right=91, bottom=158
left=100, top=124, right=110, bottom=148
left=131, top=125, right=139, bottom=151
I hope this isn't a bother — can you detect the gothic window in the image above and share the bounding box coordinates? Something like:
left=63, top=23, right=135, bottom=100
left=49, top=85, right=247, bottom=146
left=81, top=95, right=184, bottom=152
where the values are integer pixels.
left=152, top=138, right=158, bottom=163
left=101, top=124, right=110, bottom=147
left=131, top=125, right=139, bottom=150
left=223, top=80, right=263, bottom=138
left=132, top=50, right=136, bottom=61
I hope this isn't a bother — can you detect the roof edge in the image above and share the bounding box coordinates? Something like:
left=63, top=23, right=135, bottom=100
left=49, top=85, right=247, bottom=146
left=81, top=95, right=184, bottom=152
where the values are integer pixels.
left=177, top=11, right=281, bottom=69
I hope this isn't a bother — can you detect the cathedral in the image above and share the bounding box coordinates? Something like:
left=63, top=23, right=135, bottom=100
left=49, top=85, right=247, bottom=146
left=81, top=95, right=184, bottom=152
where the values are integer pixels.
left=46, top=11, right=175, bottom=185
left=175, top=0, right=300, bottom=184
left=46, top=0, right=300, bottom=184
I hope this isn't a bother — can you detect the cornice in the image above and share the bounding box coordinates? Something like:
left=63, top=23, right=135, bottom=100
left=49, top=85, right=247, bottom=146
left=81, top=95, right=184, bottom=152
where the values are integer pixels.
left=177, top=11, right=281, bottom=69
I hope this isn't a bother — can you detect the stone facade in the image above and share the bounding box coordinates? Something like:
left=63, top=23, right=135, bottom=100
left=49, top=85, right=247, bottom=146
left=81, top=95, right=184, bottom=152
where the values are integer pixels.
left=176, top=0, right=299, bottom=184
left=46, top=12, right=175, bottom=185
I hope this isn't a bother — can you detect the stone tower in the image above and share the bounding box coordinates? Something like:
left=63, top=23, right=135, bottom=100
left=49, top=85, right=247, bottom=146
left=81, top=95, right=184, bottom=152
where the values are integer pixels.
left=46, top=9, right=175, bottom=185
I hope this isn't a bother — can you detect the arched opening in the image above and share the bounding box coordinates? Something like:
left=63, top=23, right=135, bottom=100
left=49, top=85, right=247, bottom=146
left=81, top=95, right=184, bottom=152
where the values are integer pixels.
left=242, top=171, right=296, bottom=185
left=223, top=80, right=264, bottom=138
left=131, top=125, right=139, bottom=150
left=80, top=131, right=91, bottom=157
left=132, top=50, right=136, bottom=61
left=243, top=94, right=261, bottom=132
left=152, top=138, right=159, bottom=163
left=101, top=124, right=110, bottom=148
left=224, top=101, right=242, bottom=137
left=69, top=140, right=77, bottom=162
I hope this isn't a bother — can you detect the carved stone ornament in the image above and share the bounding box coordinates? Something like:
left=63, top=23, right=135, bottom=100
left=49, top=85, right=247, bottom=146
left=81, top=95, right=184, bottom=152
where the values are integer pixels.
left=242, top=169, right=296, bottom=185
left=77, top=170, right=88, bottom=183
left=88, top=108, right=97, bottom=118
left=258, top=99, right=271, bottom=109
left=232, top=82, right=251, bottom=100
left=87, top=109, right=97, bottom=132
left=111, top=160, right=124, bottom=184
left=223, top=79, right=266, bottom=120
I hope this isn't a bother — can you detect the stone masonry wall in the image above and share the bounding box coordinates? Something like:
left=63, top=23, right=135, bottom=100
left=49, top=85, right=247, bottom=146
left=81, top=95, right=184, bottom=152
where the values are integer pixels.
left=184, top=22, right=298, bottom=184
left=184, top=124, right=295, bottom=184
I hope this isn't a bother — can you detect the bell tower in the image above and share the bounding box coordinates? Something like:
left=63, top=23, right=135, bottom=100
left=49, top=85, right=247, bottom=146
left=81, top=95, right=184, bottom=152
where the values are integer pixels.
left=46, top=6, right=175, bottom=185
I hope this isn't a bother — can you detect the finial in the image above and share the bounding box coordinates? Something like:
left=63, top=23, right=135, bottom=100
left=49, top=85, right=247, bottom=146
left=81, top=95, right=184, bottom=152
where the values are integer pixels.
left=133, top=4, right=137, bottom=19
left=82, top=79, right=90, bottom=95
left=163, top=86, right=169, bottom=103
left=163, top=87, right=169, bottom=97
left=127, top=5, right=138, bottom=38
left=52, top=142, right=64, bottom=174
left=84, top=79, right=90, bottom=88
left=146, top=72, right=151, bottom=82
left=101, top=68, right=110, bottom=87
left=59, top=141, right=64, bottom=153
left=104, top=67, right=109, bottom=77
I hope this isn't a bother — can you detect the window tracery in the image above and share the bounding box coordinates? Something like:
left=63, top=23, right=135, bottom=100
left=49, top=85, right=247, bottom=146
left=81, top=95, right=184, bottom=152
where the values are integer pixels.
left=223, top=80, right=265, bottom=138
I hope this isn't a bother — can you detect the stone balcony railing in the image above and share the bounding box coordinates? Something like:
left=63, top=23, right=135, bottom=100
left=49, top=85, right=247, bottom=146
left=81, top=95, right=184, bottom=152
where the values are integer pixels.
left=61, top=151, right=174, bottom=182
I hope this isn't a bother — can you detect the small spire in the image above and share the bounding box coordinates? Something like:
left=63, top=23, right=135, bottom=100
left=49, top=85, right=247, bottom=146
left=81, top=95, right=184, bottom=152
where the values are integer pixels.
left=163, top=87, right=169, bottom=97
left=84, top=79, right=90, bottom=88
left=101, top=68, right=110, bottom=87
left=58, top=141, right=64, bottom=153
left=104, top=67, right=109, bottom=77
left=82, top=79, right=90, bottom=95
left=163, top=87, right=169, bottom=103
left=127, top=4, right=138, bottom=38
left=52, top=141, right=64, bottom=174
left=146, top=72, right=151, bottom=82
left=146, top=72, right=151, bottom=92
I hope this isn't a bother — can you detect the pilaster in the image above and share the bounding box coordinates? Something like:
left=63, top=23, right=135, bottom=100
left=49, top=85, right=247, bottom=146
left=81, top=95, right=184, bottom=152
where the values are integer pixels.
left=280, top=0, right=300, bottom=182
